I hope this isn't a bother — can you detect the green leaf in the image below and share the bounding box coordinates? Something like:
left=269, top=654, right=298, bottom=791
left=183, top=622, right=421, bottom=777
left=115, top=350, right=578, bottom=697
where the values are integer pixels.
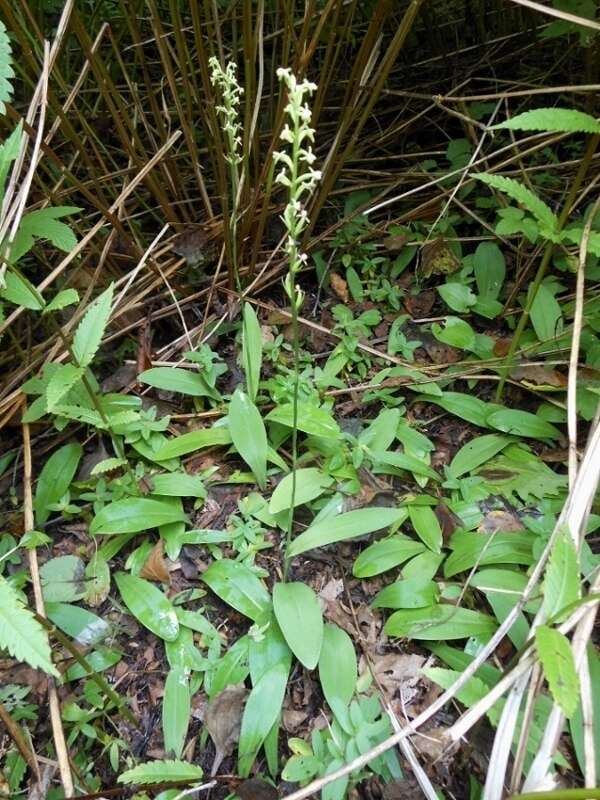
left=431, top=316, right=475, bottom=350
left=408, top=505, right=443, bottom=553
left=288, top=507, right=406, bottom=558
left=420, top=391, right=502, bottom=428
left=0, top=20, right=14, bottom=113
left=163, top=666, right=191, bottom=758
left=151, top=473, right=206, bottom=498
left=571, top=646, right=600, bottom=776
left=34, top=442, right=82, bottom=525
left=535, top=626, right=579, bottom=718
left=445, top=531, right=534, bottom=577
left=470, top=568, right=530, bottom=649
left=542, top=531, right=580, bottom=622
left=369, top=449, right=439, bottom=481
left=72, top=284, right=114, bottom=368
left=273, top=582, right=323, bottom=670
left=242, top=303, right=262, bottom=402
left=486, top=409, right=560, bottom=439
left=40, top=556, right=86, bottom=603
left=447, top=434, right=512, bottom=478
left=269, top=468, right=333, bottom=514
left=229, top=388, right=267, bottom=489
left=475, top=444, right=566, bottom=503
left=154, top=427, right=232, bottom=460
left=266, top=402, right=340, bottom=439
left=0, top=268, right=45, bottom=310
left=372, top=577, right=439, bottom=609
left=90, top=497, right=187, bottom=535
left=0, top=576, right=57, bottom=676
left=472, top=173, right=558, bottom=236
left=385, top=604, right=496, bottom=640
left=46, top=363, right=84, bottom=411
left=118, top=759, right=203, bottom=785
left=44, top=288, right=79, bottom=314
left=45, top=603, right=110, bottom=646
left=139, top=367, right=218, bottom=399
left=473, top=242, right=505, bottom=300
left=530, top=282, right=563, bottom=342
left=492, top=107, right=600, bottom=135
left=10, top=207, right=80, bottom=261
left=318, top=623, right=357, bottom=708
left=352, top=535, right=424, bottom=578
left=238, top=662, right=289, bottom=777
left=437, top=282, right=476, bottom=313
left=114, top=572, right=179, bottom=641
left=201, top=560, right=271, bottom=621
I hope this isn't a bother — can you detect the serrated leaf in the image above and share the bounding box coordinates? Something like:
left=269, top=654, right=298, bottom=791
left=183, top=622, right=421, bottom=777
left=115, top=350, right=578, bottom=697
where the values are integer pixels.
left=0, top=267, right=45, bottom=310
left=163, top=666, right=191, bottom=758
left=139, top=367, right=218, bottom=399
left=273, top=582, right=323, bottom=669
left=318, top=624, right=357, bottom=708
left=46, top=363, right=84, bottom=411
left=269, top=468, right=333, bottom=514
left=10, top=207, right=80, bottom=262
left=0, top=125, right=22, bottom=201
left=242, top=303, right=262, bottom=402
left=90, top=457, right=128, bottom=475
left=229, top=388, right=267, bottom=489
left=492, top=108, right=600, bottom=135
left=448, top=434, right=512, bottom=477
left=0, top=19, right=13, bottom=113
left=536, top=626, right=579, bottom=718
left=288, top=507, right=406, bottom=558
left=0, top=576, right=57, bottom=675
left=115, top=572, right=179, bottom=641
left=34, top=442, right=82, bottom=525
left=118, top=759, right=203, bottom=785
left=72, top=284, right=113, bottom=368
left=473, top=172, right=558, bottom=235
left=542, top=531, right=580, bottom=622
left=201, top=560, right=271, bottom=621
left=44, top=288, right=79, bottom=314
left=90, top=497, right=187, bottom=534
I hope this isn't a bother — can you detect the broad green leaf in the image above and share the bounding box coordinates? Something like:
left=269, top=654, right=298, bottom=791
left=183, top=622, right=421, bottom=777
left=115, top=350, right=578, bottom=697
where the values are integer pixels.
left=474, top=242, right=505, bottom=300
left=369, top=449, right=439, bottom=481
left=64, top=645, right=121, bottom=682
left=118, top=759, right=203, bottom=785
left=471, top=568, right=531, bottom=649
left=90, top=497, right=187, bottom=534
left=166, top=627, right=209, bottom=673
left=139, top=367, right=218, bottom=399
left=542, top=531, right=580, bottom=622
left=431, top=316, right=475, bottom=350
left=273, top=582, right=323, bottom=670
left=151, top=472, right=206, bottom=498
left=115, top=572, right=179, bottom=641
left=154, top=426, right=232, bottom=460
left=269, top=468, right=333, bottom=514
left=530, top=282, right=563, bottom=342
left=421, top=392, right=502, bottom=428
left=385, top=604, right=496, bottom=640
left=438, top=282, right=476, bottom=313
left=492, top=108, right=600, bottom=135
left=238, top=662, right=289, bottom=777
left=445, top=531, right=534, bottom=577
left=0, top=268, right=45, bottom=309
left=408, top=505, right=443, bottom=553
left=288, top=507, right=406, bottom=558
left=46, top=363, right=84, bottom=411
left=0, top=576, right=57, bottom=676
left=447, top=434, right=512, bottom=477
left=201, top=560, right=271, bottom=621
left=242, top=303, right=262, bottom=402
left=249, top=613, right=291, bottom=684
left=84, top=554, right=111, bottom=606
left=44, top=288, right=79, bottom=314
left=473, top=173, right=558, bottom=235
left=163, top=666, right=191, bottom=758
left=229, top=388, right=268, bottom=489
left=352, top=535, right=424, bottom=578
left=34, top=442, right=82, bottom=525
left=486, top=409, right=560, bottom=439
left=40, top=556, right=86, bottom=603
left=45, top=603, right=109, bottom=646
left=359, top=409, right=401, bottom=451
left=318, top=623, right=356, bottom=708
left=535, top=626, right=579, bottom=718
left=208, top=635, right=250, bottom=698
left=266, top=402, right=340, bottom=439
left=72, top=284, right=114, bottom=368
left=372, top=577, right=439, bottom=609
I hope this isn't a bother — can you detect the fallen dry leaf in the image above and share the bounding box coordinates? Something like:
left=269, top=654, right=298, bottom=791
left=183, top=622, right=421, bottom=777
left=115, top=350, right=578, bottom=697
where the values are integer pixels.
left=140, top=540, right=170, bottom=583
left=330, top=271, right=349, bottom=303
left=511, top=364, right=567, bottom=387
left=404, top=290, right=435, bottom=318
left=362, top=653, right=426, bottom=706
left=205, top=684, right=248, bottom=775
left=478, top=509, right=525, bottom=534
left=235, top=778, right=279, bottom=800
left=383, top=234, right=408, bottom=252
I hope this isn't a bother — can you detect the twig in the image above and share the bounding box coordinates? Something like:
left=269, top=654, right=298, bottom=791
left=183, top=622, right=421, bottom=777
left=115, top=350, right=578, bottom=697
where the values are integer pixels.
left=0, top=700, right=40, bottom=781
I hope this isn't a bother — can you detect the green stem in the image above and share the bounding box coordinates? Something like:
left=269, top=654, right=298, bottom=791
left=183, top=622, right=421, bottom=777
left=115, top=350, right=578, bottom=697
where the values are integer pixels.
left=510, top=791, right=600, bottom=800
left=495, top=133, right=599, bottom=400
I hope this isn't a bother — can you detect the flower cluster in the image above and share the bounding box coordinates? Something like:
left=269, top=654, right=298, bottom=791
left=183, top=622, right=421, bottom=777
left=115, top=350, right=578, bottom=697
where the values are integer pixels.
left=273, top=68, right=321, bottom=304
left=209, top=56, right=243, bottom=167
